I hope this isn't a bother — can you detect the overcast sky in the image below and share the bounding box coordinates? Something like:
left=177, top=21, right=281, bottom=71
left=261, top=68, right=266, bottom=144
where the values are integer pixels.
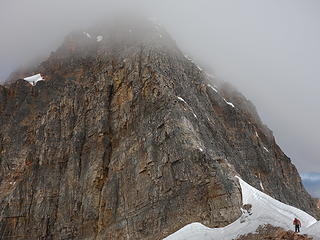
left=0, top=0, right=319, bottom=181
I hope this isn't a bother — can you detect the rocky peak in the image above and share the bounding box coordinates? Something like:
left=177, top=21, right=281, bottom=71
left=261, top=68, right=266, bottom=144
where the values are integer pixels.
left=0, top=18, right=318, bottom=239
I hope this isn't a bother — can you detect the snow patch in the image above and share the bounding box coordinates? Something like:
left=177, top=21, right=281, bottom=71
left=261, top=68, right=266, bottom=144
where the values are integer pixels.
left=177, top=97, right=198, bottom=119
left=24, top=73, right=44, bottom=86
left=177, top=97, right=187, bottom=104
left=259, top=181, right=265, bottom=191
left=223, top=98, right=235, bottom=108
left=207, top=84, right=218, bottom=93
left=184, top=54, right=193, bottom=61
left=165, top=177, right=319, bottom=240
left=255, top=131, right=259, bottom=137
left=96, top=35, right=103, bottom=42
left=263, top=146, right=270, bottom=153
left=83, top=32, right=92, bottom=39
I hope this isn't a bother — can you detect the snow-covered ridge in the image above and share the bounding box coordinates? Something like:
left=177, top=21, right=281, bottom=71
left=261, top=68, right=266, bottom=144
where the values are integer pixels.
left=23, top=73, right=44, bottom=86
left=164, top=177, right=320, bottom=240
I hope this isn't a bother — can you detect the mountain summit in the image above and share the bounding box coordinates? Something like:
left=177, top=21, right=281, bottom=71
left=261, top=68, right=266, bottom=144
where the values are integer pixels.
left=0, top=18, right=318, bottom=239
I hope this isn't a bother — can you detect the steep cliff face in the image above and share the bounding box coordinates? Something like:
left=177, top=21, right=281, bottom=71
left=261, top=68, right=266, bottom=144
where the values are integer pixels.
left=0, top=19, right=318, bottom=239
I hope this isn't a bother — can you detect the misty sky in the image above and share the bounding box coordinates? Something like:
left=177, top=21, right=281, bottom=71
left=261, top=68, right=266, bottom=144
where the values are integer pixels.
left=0, top=1, right=319, bottom=180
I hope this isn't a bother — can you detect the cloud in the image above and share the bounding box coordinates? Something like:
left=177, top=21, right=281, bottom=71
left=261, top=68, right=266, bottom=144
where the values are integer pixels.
left=301, top=173, right=320, bottom=198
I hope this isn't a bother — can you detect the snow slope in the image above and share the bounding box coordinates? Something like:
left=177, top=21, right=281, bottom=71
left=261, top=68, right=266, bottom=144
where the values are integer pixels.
left=164, top=177, right=320, bottom=240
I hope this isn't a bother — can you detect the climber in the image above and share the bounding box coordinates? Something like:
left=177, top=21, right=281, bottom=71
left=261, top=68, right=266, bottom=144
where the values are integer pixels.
left=293, top=217, right=301, bottom=233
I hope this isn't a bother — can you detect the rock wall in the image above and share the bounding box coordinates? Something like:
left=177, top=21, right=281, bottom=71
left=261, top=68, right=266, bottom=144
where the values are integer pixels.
left=0, top=20, right=318, bottom=239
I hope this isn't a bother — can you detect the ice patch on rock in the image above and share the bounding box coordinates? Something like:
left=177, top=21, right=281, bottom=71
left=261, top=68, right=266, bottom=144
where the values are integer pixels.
left=24, top=73, right=44, bottom=86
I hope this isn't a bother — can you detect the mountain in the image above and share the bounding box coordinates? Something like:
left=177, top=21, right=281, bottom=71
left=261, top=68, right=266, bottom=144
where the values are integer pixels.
left=0, top=18, right=318, bottom=239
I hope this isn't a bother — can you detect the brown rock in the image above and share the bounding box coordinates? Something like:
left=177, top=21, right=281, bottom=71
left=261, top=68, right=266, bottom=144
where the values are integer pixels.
left=0, top=18, right=318, bottom=239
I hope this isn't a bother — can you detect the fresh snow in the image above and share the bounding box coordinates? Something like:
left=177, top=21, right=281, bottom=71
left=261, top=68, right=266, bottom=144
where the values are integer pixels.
left=24, top=73, right=44, bottom=86
left=96, top=35, right=103, bottom=42
left=164, top=177, right=319, bottom=240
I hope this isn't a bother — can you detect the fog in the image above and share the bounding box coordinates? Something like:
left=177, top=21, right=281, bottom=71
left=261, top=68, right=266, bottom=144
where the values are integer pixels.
left=1, top=0, right=319, bottom=177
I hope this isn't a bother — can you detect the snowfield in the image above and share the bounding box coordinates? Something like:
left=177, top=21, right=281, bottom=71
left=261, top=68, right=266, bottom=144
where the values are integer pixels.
left=164, top=177, right=320, bottom=240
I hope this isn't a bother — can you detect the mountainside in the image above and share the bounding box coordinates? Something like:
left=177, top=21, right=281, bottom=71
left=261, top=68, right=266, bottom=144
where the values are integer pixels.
left=0, top=18, right=318, bottom=239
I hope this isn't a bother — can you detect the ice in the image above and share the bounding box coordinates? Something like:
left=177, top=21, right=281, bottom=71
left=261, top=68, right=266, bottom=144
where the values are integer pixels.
left=164, top=176, right=319, bottom=240
left=96, top=35, right=103, bottom=42
left=24, top=73, right=44, bottom=86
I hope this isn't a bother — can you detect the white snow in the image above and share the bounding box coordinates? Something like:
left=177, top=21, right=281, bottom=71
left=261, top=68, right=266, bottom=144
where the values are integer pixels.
left=255, top=131, right=259, bottom=137
left=207, top=84, right=218, bottom=93
left=164, top=177, right=319, bottom=240
left=192, top=113, right=198, bottom=119
left=259, top=181, right=265, bottom=191
left=83, top=32, right=92, bottom=39
left=96, top=35, right=103, bottom=42
left=223, top=98, right=235, bottom=108
left=177, top=97, right=198, bottom=119
left=263, top=146, right=270, bottom=153
left=23, top=73, right=44, bottom=86
left=177, top=97, right=187, bottom=104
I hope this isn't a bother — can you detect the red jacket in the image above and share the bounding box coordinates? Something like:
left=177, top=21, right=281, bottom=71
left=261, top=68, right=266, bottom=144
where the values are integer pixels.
left=293, top=219, right=301, bottom=226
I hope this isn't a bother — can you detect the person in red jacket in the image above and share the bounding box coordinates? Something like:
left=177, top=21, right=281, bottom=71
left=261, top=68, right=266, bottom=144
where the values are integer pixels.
left=293, top=218, right=301, bottom=233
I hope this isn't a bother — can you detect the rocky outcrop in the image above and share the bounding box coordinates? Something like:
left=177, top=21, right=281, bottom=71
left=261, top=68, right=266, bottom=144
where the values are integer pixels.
left=235, top=225, right=313, bottom=240
left=0, top=18, right=318, bottom=239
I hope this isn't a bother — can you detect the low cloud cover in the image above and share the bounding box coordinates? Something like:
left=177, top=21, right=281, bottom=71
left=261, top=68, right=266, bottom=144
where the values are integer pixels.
left=0, top=0, right=319, bottom=176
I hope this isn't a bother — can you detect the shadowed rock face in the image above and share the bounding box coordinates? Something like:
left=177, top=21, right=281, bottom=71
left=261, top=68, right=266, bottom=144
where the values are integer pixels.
left=0, top=19, right=318, bottom=239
